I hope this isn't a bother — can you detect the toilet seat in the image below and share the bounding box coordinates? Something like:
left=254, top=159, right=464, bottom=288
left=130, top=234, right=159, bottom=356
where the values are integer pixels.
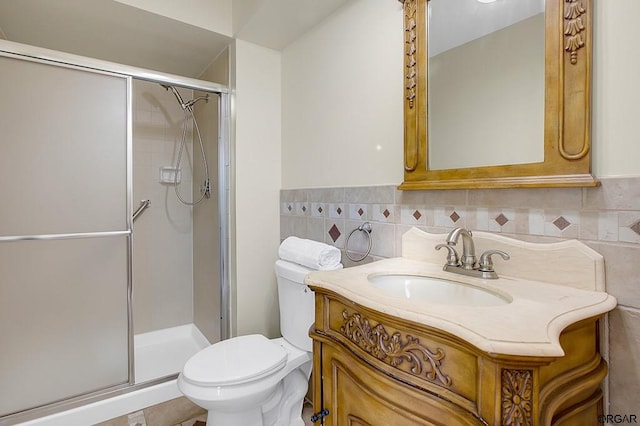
left=181, top=334, right=288, bottom=387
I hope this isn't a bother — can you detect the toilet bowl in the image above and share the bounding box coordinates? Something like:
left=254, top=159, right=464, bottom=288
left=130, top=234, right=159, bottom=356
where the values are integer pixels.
left=178, top=335, right=311, bottom=425
left=177, top=259, right=324, bottom=425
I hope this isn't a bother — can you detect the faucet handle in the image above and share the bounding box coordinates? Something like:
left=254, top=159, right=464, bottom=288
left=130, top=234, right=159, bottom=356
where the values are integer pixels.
left=435, top=243, right=460, bottom=267
left=478, top=250, right=510, bottom=272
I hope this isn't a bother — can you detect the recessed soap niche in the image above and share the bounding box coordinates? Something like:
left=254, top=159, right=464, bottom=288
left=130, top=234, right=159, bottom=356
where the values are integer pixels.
left=159, top=166, right=181, bottom=184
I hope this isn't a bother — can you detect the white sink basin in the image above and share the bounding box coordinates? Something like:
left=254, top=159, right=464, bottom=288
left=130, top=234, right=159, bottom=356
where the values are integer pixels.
left=368, top=274, right=511, bottom=307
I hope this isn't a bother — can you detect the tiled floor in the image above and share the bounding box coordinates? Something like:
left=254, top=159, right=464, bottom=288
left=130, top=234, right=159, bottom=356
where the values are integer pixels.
left=95, top=397, right=316, bottom=426
left=302, top=401, right=314, bottom=426
left=94, top=397, right=206, bottom=426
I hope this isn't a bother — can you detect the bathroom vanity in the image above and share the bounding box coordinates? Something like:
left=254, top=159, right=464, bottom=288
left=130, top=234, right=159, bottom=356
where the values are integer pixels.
left=306, top=228, right=616, bottom=425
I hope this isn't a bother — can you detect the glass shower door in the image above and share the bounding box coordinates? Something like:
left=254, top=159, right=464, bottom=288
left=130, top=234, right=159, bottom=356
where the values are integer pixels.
left=0, top=54, right=131, bottom=417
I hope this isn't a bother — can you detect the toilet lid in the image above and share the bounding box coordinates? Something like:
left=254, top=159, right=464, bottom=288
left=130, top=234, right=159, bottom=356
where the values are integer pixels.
left=182, top=334, right=288, bottom=386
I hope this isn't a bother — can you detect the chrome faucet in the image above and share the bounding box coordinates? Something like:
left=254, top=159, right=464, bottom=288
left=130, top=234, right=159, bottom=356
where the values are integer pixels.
left=445, top=227, right=476, bottom=270
left=435, top=227, right=510, bottom=279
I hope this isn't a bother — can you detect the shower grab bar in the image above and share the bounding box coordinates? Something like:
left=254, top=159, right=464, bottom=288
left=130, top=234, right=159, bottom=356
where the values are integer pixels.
left=132, top=199, right=151, bottom=222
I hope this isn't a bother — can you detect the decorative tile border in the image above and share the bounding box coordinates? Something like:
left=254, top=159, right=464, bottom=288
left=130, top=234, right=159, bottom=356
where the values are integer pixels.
left=280, top=178, right=640, bottom=258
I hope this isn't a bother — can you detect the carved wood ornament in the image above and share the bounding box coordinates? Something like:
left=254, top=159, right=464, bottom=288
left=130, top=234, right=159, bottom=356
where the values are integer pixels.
left=564, top=0, right=586, bottom=65
left=501, top=369, right=534, bottom=426
left=400, top=0, right=420, bottom=172
left=402, top=0, right=418, bottom=108
left=340, top=310, right=452, bottom=387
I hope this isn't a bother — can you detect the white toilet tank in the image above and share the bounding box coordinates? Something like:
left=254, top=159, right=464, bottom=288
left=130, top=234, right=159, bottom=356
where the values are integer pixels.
left=275, top=259, right=315, bottom=352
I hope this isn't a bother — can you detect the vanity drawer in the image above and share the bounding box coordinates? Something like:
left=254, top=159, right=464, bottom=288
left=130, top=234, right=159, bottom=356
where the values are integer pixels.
left=314, top=290, right=481, bottom=415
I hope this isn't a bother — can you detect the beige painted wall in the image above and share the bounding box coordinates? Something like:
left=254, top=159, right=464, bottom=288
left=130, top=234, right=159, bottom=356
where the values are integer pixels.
left=233, top=40, right=282, bottom=338
left=281, top=0, right=404, bottom=188
left=281, top=0, right=640, bottom=187
left=592, top=0, right=640, bottom=177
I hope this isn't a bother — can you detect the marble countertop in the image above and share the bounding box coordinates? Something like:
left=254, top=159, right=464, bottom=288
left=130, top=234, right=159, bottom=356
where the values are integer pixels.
left=305, top=257, right=617, bottom=357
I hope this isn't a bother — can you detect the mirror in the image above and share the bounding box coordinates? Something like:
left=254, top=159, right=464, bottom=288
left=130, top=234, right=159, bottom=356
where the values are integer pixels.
left=399, top=0, right=597, bottom=190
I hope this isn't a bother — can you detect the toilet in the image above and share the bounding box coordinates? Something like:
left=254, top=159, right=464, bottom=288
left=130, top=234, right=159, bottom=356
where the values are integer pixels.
left=177, top=259, right=319, bottom=426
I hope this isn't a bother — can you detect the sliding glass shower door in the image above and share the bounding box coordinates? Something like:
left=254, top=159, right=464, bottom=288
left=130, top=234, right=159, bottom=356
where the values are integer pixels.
left=0, top=54, right=131, bottom=417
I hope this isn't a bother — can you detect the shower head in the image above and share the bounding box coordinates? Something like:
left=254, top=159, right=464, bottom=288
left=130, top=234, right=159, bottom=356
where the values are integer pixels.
left=160, top=84, right=187, bottom=110
left=160, top=83, right=209, bottom=111
left=183, top=94, right=209, bottom=110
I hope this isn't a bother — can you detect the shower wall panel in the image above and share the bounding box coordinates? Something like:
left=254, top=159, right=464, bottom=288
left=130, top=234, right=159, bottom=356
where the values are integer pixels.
left=0, top=55, right=130, bottom=417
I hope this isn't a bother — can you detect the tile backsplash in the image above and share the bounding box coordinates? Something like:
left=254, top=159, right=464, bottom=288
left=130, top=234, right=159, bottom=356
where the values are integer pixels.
left=281, top=178, right=640, bottom=261
left=280, top=176, right=640, bottom=415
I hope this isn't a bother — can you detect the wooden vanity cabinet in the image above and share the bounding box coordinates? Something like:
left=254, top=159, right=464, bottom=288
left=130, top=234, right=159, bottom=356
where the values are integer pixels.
left=309, top=289, right=608, bottom=426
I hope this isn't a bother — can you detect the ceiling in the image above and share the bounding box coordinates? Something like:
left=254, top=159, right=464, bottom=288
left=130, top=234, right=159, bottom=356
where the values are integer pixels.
left=0, top=0, right=545, bottom=77
left=235, top=0, right=351, bottom=51
left=0, top=0, right=350, bottom=78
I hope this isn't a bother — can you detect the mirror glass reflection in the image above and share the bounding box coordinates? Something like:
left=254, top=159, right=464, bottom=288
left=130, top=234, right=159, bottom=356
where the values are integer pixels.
left=427, top=0, right=546, bottom=170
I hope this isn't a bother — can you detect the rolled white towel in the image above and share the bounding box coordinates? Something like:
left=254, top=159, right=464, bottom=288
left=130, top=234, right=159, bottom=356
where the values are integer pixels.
left=278, top=236, right=342, bottom=271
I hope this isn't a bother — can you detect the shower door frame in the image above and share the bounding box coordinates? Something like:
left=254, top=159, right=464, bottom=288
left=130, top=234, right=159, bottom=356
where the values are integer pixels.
left=0, top=39, right=231, bottom=424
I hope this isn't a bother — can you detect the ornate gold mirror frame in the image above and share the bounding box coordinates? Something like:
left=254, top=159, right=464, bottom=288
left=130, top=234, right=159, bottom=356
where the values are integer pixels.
left=399, top=0, right=598, bottom=190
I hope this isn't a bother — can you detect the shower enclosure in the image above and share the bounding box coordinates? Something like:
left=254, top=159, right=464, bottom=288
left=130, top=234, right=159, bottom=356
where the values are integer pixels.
left=0, top=41, right=229, bottom=424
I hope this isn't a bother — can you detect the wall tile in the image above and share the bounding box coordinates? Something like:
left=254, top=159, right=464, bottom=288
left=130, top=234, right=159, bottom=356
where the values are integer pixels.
left=308, top=187, right=345, bottom=204
left=345, top=185, right=395, bottom=204
left=368, top=222, right=395, bottom=259
left=434, top=206, right=464, bottom=228
left=310, top=202, right=326, bottom=218
left=588, top=242, right=640, bottom=308
left=468, top=187, right=582, bottom=209
left=281, top=201, right=295, bottom=215
left=580, top=211, right=600, bottom=241
left=608, top=307, right=640, bottom=415
left=307, top=217, right=327, bottom=244
left=527, top=209, right=545, bottom=236
left=280, top=215, right=307, bottom=240
left=295, top=201, right=310, bottom=216
left=598, top=212, right=620, bottom=242
left=347, top=204, right=369, bottom=220
left=280, top=177, right=640, bottom=312
left=467, top=207, right=489, bottom=231
left=543, top=210, right=580, bottom=239
left=394, top=189, right=426, bottom=205
left=324, top=219, right=346, bottom=248
left=514, top=209, right=531, bottom=235
left=619, top=212, right=640, bottom=244
left=584, top=177, right=640, bottom=211
left=400, top=205, right=429, bottom=226
left=424, top=189, right=467, bottom=206
left=280, top=189, right=306, bottom=203
left=488, top=208, right=515, bottom=233
left=370, top=204, right=397, bottom=223
left=327, top=203, right=345, bottom=219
